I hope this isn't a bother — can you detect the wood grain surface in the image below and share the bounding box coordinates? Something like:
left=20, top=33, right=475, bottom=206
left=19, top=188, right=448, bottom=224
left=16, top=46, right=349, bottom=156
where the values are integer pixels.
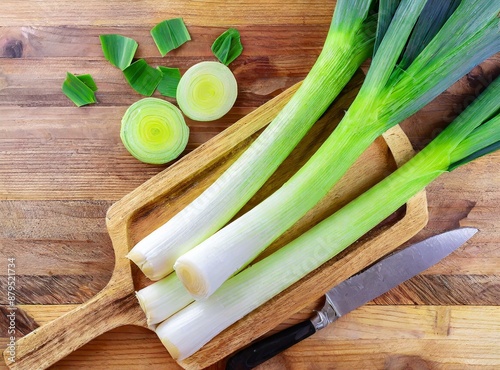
left=1, top=0, right=499, bottom=369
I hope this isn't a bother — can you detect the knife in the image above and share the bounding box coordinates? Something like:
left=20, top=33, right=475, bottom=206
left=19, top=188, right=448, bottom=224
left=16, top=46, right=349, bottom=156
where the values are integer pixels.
left=225, top=227, right=478, bottom=370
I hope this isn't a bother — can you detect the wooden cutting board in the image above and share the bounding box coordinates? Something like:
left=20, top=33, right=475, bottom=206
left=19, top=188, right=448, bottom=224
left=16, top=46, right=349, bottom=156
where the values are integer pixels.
left=1, top=0, right=499, bottom=369
left=3, top=71, right=428, bottom=369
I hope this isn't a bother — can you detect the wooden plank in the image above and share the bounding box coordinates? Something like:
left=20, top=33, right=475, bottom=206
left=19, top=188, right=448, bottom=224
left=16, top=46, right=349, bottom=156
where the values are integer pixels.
left=0, top=200, right=114, bottom=304
left=257, top=305, right=500, bottom=369
left=0, top=275, right=111, bottom=305
left=0, top=183, right=498, bottom=306
left=0, top=307, right=38, bottom=337
left=0, top=200, right=111, bottom=239
left=267, top=340, right=500, bottom=369
left=1, top=110, right=499, bottom=201
left=1, top=305, right=499, bottom=369
left=0, top=1, right=335, bottom=27
left=0, top=239, right=113, bottom=276
left=2, top=64, right=499, bottom=200
left=373, top=275, right=500, bottom=305
left=0, top=25, right=327, bottom=58
left=0, top=107, right=253, bottom=199
left=0, top=58, right=310, bottom=107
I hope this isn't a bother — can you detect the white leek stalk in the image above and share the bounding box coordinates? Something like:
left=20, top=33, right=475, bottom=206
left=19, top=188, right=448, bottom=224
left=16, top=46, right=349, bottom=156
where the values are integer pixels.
left=136, top=274, right=192, bottom=327
left=157, top=74, right=500, bottom=361
left=174, top=0, right=500, bottom=298
left=127, top=0, right=377, bottom=280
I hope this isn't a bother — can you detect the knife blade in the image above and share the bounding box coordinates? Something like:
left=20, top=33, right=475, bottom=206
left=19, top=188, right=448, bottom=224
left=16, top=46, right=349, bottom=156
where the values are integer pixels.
left=226, top=227, right=478, bottom=370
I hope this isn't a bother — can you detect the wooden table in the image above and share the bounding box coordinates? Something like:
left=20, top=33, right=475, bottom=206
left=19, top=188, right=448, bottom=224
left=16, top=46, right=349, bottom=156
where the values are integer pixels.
left=1, top=1, right=499, bottom=369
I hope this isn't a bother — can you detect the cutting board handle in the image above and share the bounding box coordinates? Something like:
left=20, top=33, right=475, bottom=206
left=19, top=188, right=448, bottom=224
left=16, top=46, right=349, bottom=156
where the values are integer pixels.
left=3, top=278, right=146, bottom=370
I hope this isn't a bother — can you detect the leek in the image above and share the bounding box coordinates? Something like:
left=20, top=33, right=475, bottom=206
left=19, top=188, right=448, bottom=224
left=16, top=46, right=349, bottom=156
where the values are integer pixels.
left=157, top=74, right=500, bottom=362
left=120, top=98, right=189, bottom=164
left=127, top=0, right=378, bottom=280
left=99, top=34, right=138, bottom=70
left=151, top=18, right=191, bottom=56
left=136, top=274, right=193, bottom=327
left=176, top=61, right=238, bottom=121
left=62, top=72, right=97, bottom=107
left=74, top=74, right=98, bottom=92
left=211, top=28, right=243, bottom=66
left=174, top=0, right=500, bottom=299
left=123, top=59, right=163, bottom=96
left=157, top=66, right=181, bottom=98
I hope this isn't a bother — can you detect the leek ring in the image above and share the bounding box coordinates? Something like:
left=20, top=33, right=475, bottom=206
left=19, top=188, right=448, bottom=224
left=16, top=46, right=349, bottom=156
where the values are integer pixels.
left=177, top=61, right=237, bottom=121
left=120, top=98, right=189, bottom=164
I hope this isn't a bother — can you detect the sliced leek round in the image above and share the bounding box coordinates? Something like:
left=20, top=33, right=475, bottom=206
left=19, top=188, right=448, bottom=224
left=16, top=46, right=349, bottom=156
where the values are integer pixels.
left=120, top=98, right=189, bottom=164
left=176, top=61, right=237, bottom=121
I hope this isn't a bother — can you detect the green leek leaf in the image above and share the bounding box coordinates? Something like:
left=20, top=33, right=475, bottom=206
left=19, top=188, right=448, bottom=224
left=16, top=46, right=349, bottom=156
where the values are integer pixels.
left=363, top=0, right=427, bottom=97
left=386, top=1, right=500, bottom=126
left=374, top=0, right=400, bottom=55
left=99, top=34, right=138, bottom=70
left=399, top=0, right=460, bottom=69
left=449, top=140, right=500, bottom=172
left=211, top=28, right=243, bottom=65
left=329, top=0, right=374, bottom=35
left=123, top=59, right=163, bottom=96
left=157, top=66, right=181, bottom=98
left=62, top=72, right=97, bottom=107
left=76, top=74, right=98, bottom=92
left=216, top=36, right=231, bottom=65
left=151, top=18, right=191, bottom=56
left=449, top=114, right=500, bottom=171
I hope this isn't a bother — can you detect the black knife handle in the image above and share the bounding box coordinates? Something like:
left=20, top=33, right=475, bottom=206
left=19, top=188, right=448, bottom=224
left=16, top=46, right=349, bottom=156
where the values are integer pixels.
left=225, top=320, right=316, bottom=370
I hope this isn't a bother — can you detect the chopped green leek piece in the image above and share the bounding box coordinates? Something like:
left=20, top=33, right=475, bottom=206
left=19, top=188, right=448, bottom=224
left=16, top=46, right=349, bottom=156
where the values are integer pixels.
left=157, top=66, right=181, bottom=98
left=75, top=74, right=98, bottom=92
left=176, top=61, right=238, bottom=121
left=211, top=28, right=243, bottom=65
left=99, top=34, right=138, bottom=70
left=120, top=97, right=189, bottom=164
left=123, top=59, right=163, bottom=96
left=62, top=72, right=97, bottom=107
left=151, top=18, right=191, bottom=56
